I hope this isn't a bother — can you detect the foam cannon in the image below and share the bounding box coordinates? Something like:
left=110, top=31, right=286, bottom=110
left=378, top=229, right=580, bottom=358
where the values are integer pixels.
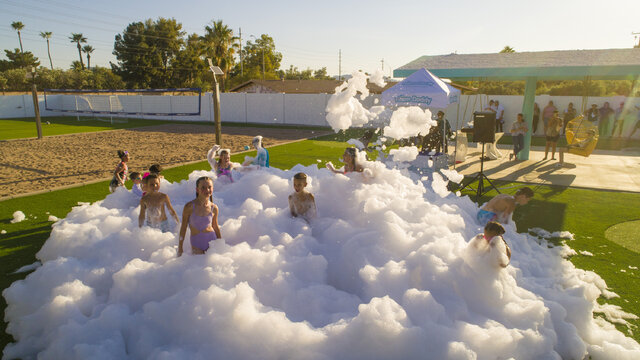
left=207, top=58, right=224, bottom=146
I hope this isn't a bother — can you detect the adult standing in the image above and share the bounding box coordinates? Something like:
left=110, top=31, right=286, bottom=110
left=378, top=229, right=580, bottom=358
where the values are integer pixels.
left=543, top=111, right=563, bottom=160
left=495, top=100, right=505, bottom=132
left=542, top=101, right=557, bottom=135
left=509, top=113, right=528, bottom=160
left=484, top=100, right=496, bottom=113
left=562, top=102, right=577, bottom=135
left=586, top=104, right=599, bottom=125
left=628, top=105, right=640, bottom=139
left=598, top=102, right=614, bottom=137
left=532, top=102, right=541, bottom=135
left=611, top=102, right=627, bottom=137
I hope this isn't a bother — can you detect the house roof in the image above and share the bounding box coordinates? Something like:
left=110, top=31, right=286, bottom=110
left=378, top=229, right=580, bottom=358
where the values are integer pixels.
left=395, top=48, right=640, bottom=80
left=229, top=79, right=396, bottom=94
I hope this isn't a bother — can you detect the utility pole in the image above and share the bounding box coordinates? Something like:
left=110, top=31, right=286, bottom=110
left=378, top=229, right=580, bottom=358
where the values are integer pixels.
left=338, top=49, right=342, bottom=81
left=633, top=32, right=640, bottom=48
left=381, top=58, right=384, bottom=71
left=28, top=67, right=43, bottom=139
left=208, top=59, right=223, bottom=146
left=239, top=27, right=243, bottom=76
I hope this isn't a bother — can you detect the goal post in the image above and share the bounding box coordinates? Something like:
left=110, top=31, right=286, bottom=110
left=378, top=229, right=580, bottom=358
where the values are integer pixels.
left=43, top=88, right=203, bottom=123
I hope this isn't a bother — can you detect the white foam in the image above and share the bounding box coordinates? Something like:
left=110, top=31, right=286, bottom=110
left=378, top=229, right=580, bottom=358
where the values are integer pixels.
left=3, top=158, right=639, bottom=359
left=389, top=146, right=419, bottom=162
left=383, top=106, right=435, bottom=140
left=10, top=210, right=25, bottom=223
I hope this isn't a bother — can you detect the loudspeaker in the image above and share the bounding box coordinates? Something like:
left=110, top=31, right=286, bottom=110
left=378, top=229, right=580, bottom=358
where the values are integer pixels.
left=473, top=112, right=496, bottom=143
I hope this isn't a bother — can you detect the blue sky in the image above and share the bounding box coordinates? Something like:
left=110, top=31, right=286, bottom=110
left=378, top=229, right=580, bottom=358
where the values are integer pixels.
left=1, top=0, right=639, bottom=77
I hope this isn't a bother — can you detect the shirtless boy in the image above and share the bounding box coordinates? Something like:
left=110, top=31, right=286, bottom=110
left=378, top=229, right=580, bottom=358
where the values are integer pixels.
left=288, top=172, right=317, bottom=220
left=139, top=174, right=180, bottom=232
left=477, top=187, right=533, bottom=225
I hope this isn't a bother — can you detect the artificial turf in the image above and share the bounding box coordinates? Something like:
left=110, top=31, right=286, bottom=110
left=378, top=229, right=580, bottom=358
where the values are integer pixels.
left=1, top=137, right=639, bottom=352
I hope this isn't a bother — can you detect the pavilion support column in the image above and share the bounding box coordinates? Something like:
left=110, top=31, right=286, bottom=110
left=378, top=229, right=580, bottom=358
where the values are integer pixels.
left=519, top=76, right=537, bottom=160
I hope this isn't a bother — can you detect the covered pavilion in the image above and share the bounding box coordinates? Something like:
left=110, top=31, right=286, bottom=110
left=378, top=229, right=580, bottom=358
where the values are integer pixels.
left=394, top=48, right=640, bottom=159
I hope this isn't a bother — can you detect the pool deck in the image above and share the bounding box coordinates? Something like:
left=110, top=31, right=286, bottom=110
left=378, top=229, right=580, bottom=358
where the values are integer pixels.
left=452, top=144, right=640, bottom=193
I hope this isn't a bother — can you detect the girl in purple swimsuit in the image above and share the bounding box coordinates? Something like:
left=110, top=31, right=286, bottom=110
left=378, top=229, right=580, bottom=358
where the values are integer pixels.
left=178, top=177, right=222, bottom=256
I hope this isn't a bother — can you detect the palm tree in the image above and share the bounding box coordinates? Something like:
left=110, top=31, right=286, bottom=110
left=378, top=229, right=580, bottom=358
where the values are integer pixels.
left=82, top=45, right=94, bottom=69
left=40, top=31, right=54, bottom=69
left=201, top=20, right=239, bottom=91
left=11, top=21, right=25, bottom=52
left=69, top=33, right=87, bottom=69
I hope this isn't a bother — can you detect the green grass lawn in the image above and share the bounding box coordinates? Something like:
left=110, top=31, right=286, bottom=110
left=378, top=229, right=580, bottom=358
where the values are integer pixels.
left=1, top=137, right=639, bottom=351
left=457, top=179, right=640, bottom=338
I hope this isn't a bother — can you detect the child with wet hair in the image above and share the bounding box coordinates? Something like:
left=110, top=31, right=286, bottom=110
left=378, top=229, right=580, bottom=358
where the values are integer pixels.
left=288, top=172, right=317, bottom=221
left=130, top=172, right=143, bottom=197
left=468, top=221, right=511, bottom=268
left=139, top=174, right=180, bottom=232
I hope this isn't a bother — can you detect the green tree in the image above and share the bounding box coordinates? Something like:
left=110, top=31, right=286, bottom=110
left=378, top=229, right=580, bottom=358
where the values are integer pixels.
left=313, top=67, right=331, bottom=80
left=500, top=46, right=515, bottom=53
left=243, top=34, right=282, bottom=80
left=11, top=21, right=25, bottom=53
left=2, top=68, right=28, bottom=91
left=70, top=61, right=83, bottom=71
left=40, top=31, right=54, bottom=69
left=0, top=73, right=7, bottom=93
left=172, top=33, right=208, bottom=88
left=4, top=49, right=40, bottom=69
left=82, top=45, right=94, bottom=69
left=69, top=33, right=87, bottom=70
left=201, top=20, right=239, bottom=91
left=112, top=18, right=185, bottom=88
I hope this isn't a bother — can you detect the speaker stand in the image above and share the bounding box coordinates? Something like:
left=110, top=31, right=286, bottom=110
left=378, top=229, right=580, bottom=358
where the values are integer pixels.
left=460, top=142, right=500, bottom=201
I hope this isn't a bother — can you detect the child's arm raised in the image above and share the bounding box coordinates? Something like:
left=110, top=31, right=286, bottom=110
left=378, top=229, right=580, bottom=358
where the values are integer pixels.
left=178, top=202, right=191, bottom=257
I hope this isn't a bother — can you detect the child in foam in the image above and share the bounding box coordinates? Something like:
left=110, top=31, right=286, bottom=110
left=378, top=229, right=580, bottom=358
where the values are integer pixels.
left=109, top=150, right=129, bottom=192
left=178, top=177, right=222, bottom=256
left=130, top=172, right=143, bottom=197
left=468, top=221, right=511, bottom=268
left=326, top=147, right=364, bottom=174
left=207, top=145, right=241, bottom=182
left=476, top=187, right=534, bottom=225
left=288, top=172, right=317, bottom=221
left=242, top=135, right=270, bottom=168
left=138, top=174, right=180, bottom=232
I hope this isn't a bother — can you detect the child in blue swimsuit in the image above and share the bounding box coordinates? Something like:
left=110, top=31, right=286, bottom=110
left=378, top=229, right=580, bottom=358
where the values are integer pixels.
left=178, top=177, right=222, bottom=256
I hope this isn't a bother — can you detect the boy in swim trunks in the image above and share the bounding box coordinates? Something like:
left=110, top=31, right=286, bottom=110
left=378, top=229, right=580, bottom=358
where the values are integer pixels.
left=476, top=187, right=533, bottom=225
left=288, top=172, right=317, bottom=221
left=138, top=174, right=180, bottom=232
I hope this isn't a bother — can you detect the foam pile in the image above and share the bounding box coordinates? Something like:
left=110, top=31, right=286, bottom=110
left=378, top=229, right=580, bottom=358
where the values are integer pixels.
left=3, top=163, right=639, bottom=359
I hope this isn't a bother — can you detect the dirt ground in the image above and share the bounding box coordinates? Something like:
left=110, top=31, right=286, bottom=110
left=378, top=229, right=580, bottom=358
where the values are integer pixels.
left=0, top=124, right=327, bottom=198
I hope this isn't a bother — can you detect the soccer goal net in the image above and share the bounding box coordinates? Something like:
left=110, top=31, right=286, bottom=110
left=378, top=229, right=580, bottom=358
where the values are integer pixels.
left=43, top=88, right=202, bottom=123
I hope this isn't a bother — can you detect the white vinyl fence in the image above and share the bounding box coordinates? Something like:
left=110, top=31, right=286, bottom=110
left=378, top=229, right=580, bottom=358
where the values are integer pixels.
left=2, top=92, right=639, bottom=137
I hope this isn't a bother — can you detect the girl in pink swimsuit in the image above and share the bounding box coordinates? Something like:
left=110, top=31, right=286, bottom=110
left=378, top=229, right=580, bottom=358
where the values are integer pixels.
left=178, top=177, right=222, bottom=256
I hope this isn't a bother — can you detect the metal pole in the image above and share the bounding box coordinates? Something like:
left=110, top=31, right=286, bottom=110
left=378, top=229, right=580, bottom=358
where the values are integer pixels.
left=262, top=48, right=265, bottom=80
